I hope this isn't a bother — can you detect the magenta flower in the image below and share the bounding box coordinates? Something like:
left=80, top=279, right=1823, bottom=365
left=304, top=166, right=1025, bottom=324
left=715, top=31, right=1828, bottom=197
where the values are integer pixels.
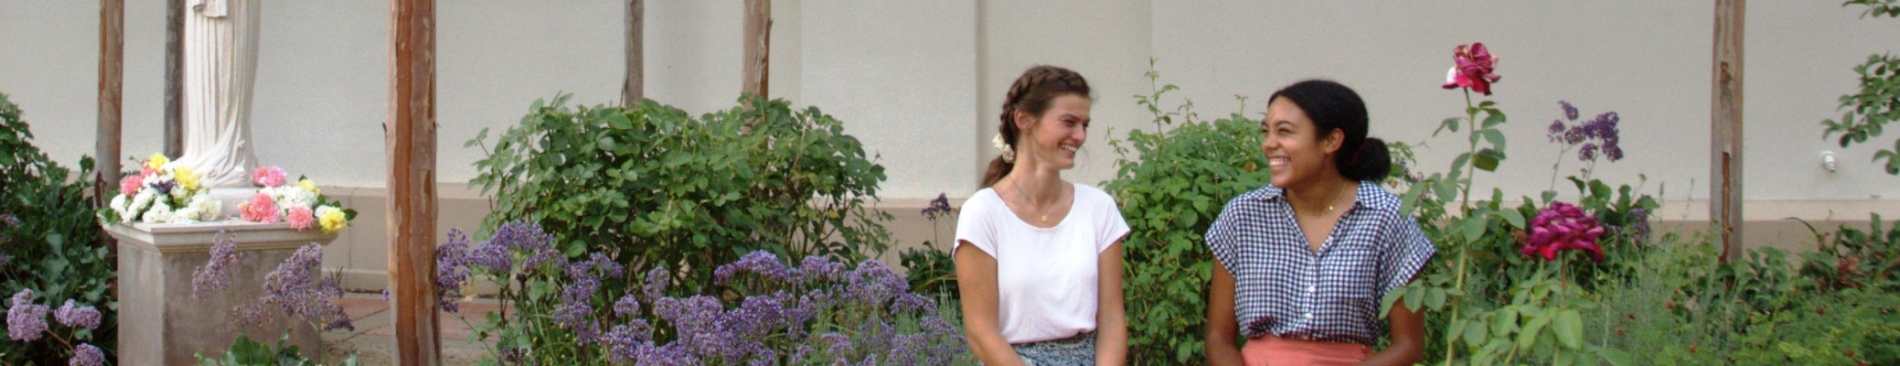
left=1442, top=43, right=1502, bottom=95
left=1523, top=202, right=1606, bottom=261
left=240, top=193, right=280, bottom=223
left=253, top=166, right=288, bottom=187
left=119, top=174, right=144, bottom=196
left=285, top=206, right=316, bottom=231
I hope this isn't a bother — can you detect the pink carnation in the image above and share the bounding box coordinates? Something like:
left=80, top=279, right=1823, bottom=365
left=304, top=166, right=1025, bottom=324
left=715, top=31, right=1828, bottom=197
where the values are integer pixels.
left=240, top=193, right=281, bottom=223
left=119, top=174, right=144, bottom=196
left=253, top=166, right=288, bottom=187
left=285, top=206, right=315, bottom=231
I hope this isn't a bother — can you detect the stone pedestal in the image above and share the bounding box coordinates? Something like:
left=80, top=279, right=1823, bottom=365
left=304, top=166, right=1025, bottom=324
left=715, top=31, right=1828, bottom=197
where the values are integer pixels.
left=105, top=221, right=340, bottom=366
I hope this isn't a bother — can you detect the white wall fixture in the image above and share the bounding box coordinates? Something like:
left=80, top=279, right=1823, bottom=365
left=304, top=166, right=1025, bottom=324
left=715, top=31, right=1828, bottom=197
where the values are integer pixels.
left=1822, top=150, right=1838, bottom=172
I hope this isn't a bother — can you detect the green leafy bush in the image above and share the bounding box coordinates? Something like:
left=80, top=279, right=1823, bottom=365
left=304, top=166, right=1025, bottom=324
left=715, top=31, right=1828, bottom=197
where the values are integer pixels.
left=468, top=95, right=892, bottom=292
left=1823, top=0, right=1900, bottom=175
left=1102, top=67, right=1268, bottom=363
left=0, top=92, right=116, bottom=364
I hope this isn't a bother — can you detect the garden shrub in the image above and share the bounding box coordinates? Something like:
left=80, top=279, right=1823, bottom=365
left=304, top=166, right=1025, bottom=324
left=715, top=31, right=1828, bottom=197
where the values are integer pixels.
left=0, top=92, right=117, bottom=364
left=437, top=221, right=971, bottom=365
left=1101, top=68, right=1269, bottom=364
left=468, top=95, right=892, bottom=294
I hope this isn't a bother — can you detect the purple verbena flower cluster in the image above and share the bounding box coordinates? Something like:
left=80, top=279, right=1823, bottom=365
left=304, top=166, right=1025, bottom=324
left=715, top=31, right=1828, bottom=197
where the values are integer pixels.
left=192, top=231, right=243, bottom=300
left=473, top=221, right=559, bottom=273
left=53, top=300, right=100, bottom=330
left=1547, top=101, right=1624, bottom=163
left=434, top=229, right=473, bottom=313
left=921, top=193, right=955, bottom=221
left=69, top=343, right=104, bottom=366
left=258, top=244, right=352, bottom=331
left=715, top=250, right=795, bottom=285
left=6, top=290, right=48, bottom=341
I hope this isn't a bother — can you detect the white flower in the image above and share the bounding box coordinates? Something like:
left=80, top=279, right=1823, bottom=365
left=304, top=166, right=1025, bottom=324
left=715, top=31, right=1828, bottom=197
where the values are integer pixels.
left=275, top=187, right=317, bottom=210
left=190, top=193, right=221, bottom=220
left=171, top=208, right=200, bottom=224
left=991, top=134, right=1009, bottom=152
left=141, top=202, right=173, bottom=223
left=169, top=184, right=189, bottom=201
left=110, top=195, right=128, bottom=215
left=129, top=190, right=157, bottom=220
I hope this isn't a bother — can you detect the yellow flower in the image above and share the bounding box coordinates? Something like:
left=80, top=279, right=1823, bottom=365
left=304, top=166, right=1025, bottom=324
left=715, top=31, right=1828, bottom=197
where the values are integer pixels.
left=298, top=179, right=321, bottom=196
left=173, top=166, right=200, bottom=191
left=318, top=208, right=348, bottom=234
left=145, top=153, right=169, bottom=171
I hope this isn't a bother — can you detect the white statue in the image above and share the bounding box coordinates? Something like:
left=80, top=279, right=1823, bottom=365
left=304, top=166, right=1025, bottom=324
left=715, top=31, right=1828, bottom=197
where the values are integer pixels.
left=174, top=0, right=261, bottom=189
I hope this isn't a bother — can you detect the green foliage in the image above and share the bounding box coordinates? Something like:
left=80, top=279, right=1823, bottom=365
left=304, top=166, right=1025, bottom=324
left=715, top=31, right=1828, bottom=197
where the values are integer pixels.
left=0, top=92, right=117, bottom=364
left=195, top=332, right=359, bottom=366
left=1822, top=54, right=1900, bottom=175
left=1797, top=214, right=1900, bottom=293
left=899, top=245, right=958, bottom=300
left=468, top=94, right=892, bottom=293
left=1846, top=0, right=1900, bottom=18
left=1823, top=3, right=1900, bottom=175
left=1102, top=65, right=1269, bottom=363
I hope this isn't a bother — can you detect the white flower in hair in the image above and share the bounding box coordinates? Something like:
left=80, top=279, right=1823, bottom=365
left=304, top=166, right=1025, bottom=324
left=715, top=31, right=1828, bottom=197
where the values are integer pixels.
left=991, top=134, right=1009, bottom=152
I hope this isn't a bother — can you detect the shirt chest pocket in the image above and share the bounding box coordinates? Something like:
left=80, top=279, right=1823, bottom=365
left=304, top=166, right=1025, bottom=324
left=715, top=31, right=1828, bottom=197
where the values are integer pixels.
left=1319, top=240, right=1381, bottom=302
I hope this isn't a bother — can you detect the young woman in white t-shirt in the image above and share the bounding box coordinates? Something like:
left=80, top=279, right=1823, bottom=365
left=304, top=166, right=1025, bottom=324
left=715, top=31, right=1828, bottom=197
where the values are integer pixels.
left=955, top=65, right=1132, bottom=365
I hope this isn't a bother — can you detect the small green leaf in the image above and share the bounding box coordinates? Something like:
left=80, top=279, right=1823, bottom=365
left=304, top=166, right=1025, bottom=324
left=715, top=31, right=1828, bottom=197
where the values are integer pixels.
left=1465, top=320, right=1489, bottom=347
left=1495, top=208, right=1526, bottom=229
left=1554, top=309, right=1583, bottom=349
left=1473, top=148, right=1504, bottom=172
left=1518, top=311, right=1551, bottom=351
left=1482, top=109, right=1507, bottom=128
left=1435, top=117, right=1461, bottom=136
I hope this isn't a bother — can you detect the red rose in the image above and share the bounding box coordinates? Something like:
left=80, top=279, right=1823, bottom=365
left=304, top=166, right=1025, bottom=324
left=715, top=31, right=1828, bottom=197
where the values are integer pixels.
left=1442, top=43, right=1502, bottom=95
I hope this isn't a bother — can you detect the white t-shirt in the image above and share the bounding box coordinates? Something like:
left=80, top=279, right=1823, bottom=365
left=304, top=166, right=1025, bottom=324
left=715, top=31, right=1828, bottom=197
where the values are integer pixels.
left=955, top=182, right=1130, bottom=344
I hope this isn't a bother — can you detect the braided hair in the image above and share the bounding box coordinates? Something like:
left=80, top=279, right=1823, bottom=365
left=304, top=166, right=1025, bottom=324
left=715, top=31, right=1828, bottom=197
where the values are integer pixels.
left=982, top=65, right=1092, bottom=188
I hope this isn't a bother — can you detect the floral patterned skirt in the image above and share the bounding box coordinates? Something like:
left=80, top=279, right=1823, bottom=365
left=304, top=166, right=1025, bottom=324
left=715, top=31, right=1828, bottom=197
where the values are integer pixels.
left=1007, top=331, right=1096, bottom=366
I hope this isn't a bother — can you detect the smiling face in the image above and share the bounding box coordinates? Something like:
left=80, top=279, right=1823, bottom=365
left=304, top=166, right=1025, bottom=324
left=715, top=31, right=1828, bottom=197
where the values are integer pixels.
left=1015, top=94, right=1092, bottom=170
left=1262, top=97, right=1344, bottom=190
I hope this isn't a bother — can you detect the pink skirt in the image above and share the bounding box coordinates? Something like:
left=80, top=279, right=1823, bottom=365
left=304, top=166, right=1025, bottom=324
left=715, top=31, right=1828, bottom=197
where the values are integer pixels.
left=1240, top=334, right=1373, bottom=366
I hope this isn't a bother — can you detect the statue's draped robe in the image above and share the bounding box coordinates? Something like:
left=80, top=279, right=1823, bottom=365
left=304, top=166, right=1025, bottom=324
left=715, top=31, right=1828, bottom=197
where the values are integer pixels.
left=177, top=0, right=260, bottom=188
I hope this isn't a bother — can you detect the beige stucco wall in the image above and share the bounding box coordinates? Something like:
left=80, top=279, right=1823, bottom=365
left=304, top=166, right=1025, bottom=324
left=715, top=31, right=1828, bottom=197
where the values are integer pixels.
left=5, top=2, right=1900, bottom=286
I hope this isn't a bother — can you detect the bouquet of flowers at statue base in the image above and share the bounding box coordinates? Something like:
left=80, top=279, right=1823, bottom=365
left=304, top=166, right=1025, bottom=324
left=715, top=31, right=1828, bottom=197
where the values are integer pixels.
left=99, top=153, right=221, bottom=224
left=241, top=166, right=355, bottom=234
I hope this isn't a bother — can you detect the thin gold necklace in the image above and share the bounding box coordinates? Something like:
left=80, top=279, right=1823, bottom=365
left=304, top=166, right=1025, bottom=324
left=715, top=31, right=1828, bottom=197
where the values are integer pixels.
left=1011, top=177, right=1054, bottom=224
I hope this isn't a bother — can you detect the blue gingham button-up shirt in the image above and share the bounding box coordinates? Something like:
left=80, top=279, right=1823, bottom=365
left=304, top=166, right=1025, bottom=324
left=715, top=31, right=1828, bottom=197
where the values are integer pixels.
left=1205, top=181, right=1436, bottom=346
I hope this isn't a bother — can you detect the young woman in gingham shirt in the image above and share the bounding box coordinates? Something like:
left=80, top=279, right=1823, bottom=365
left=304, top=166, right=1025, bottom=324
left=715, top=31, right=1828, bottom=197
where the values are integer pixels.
left=1205, top=80, right=1435, bottom=366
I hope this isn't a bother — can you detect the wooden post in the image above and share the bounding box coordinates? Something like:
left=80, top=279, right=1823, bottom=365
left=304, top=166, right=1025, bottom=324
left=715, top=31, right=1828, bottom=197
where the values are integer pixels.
left=1712, top=0, right=1745, bottom=262
left=97, top=0, right=123, bottom=206
left=742, top=0, right=771, bottom=98
left=164, top=0, right=184, bottom=158
left=387, top=0, right=440, bottom=364
left=622, top=0, right=645, bottom=107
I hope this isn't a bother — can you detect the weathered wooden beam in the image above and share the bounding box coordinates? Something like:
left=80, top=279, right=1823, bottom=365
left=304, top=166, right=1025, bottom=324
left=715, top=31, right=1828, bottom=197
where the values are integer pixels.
left=742, top=0, right=771, bottom=98
left=386, top=0, right=440, bottom=364
left=1712, top=0, right=1745, bottom=262
left=97, top=0, right=123, bottom=205
left=96, top=0, right=124, bottom=257
left=165, top=0, right=184, bottom=158
left=622, top=0, right=644, bottom=107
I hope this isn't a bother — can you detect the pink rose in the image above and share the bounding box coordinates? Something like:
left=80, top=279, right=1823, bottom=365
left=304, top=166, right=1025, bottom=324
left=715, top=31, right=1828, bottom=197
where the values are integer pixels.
left=1522, top=201, right=1606, bottom=262
left=119, top=174, right=144, bottom=196
left=285, top=206, right=315, bottom=231
left=253, top=166, right=288, bottom=187
left=1441, top=43, right=1502, bottom=95
left=239, top=193, right=281, bottom=223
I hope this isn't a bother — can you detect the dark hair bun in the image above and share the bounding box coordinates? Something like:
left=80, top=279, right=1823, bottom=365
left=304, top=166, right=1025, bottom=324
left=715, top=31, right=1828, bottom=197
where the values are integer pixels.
left=1344, top=137, right=1391, bottom=181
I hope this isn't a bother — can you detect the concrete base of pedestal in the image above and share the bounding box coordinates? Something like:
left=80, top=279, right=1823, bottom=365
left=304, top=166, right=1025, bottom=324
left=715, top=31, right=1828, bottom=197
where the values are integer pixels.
left=105, top=221, right=341, bottom=366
